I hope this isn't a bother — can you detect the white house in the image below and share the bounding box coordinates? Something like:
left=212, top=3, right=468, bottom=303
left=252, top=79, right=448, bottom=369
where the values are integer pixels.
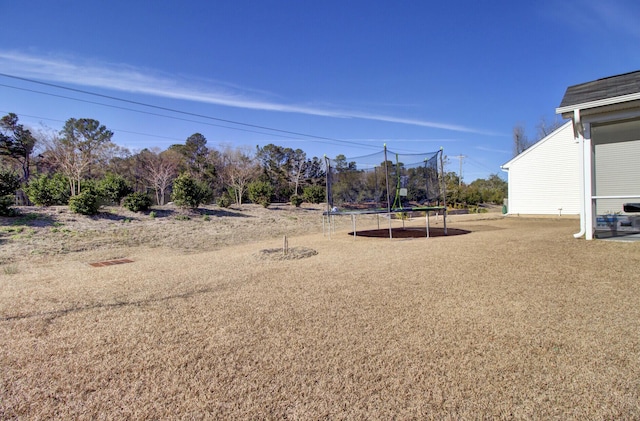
left=556, top=70, right=640, bottom=240
left=501, top=121, right=580, bottom=216
left=501, top=70, right=640, bottom=240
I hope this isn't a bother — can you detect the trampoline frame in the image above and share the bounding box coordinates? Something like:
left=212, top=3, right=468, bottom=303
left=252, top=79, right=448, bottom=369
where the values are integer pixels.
left=323, top=206, right=448, bottom=239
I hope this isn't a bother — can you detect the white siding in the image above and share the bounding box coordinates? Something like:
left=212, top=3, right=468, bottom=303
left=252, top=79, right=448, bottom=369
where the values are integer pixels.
left=502, top=122, right=581, bottom=215
left=593, top=120, right=640, bottom=215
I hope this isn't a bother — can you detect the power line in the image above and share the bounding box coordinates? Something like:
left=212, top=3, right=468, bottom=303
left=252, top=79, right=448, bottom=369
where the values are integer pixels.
left=0, top=72, right=379, bottom=150
left=466, top=155, right=500, bottom=174
left=0, top=110, right=185, bottom=143
left=0, top=83, right=304, bottom=142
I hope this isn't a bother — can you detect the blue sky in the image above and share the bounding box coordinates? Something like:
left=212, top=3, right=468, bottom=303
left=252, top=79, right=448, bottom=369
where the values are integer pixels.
left=1, top=1, right=639, bottom=181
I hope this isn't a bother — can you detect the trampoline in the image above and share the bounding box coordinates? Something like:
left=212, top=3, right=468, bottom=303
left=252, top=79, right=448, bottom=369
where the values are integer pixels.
left=323, top=146, right=447, bottom=239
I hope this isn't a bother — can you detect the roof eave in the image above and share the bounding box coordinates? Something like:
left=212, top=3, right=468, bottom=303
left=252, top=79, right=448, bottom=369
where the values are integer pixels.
left=556, top=92, right=640, bottom=115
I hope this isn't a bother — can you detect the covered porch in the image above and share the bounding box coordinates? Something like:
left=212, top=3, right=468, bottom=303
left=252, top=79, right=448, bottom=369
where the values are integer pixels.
left=556, top=71, right=640, bottom=240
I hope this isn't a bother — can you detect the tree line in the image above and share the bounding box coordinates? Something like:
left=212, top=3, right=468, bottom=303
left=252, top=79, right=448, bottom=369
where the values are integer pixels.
left=0, top=114, right=326, bottom=215
left=1, top=112, right=506, bottom=216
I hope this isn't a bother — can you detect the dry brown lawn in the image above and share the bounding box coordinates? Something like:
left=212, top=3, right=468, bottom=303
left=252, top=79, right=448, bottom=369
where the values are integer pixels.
left=1, top=204, right=640, bottom=419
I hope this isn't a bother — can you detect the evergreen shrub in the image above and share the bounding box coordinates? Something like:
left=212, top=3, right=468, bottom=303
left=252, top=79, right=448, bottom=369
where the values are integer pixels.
left=123, top=192, right=152, bottom=212
left=69, top=189, right=101, bottom=215
left=0, top=170, right=21, bottom=216
left=248, top=181, right=274, bottom=208
left=302, top=185, right=325, bottom=204
left=290, top=194, right=303, bottom=207
left=171, top=173, right=212, bottom=209
left=24, top=173, right=70, bottom=206
left=99, top=173, right=133, bottom=205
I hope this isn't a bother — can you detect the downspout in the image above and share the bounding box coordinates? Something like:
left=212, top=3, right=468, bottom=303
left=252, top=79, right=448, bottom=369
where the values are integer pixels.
left=573, top=108, right=586, bottom=239
left=500, top=166, right=509, bottom=214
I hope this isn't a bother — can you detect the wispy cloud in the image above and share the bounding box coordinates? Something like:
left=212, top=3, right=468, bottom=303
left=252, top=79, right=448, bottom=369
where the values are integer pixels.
left=476, top=146, right=510, bottom=154
left=0, top=51, right=497, bottom=135
left=555, top=0, right=640, bottom=40
left=587, top=1, right=640, bottom=39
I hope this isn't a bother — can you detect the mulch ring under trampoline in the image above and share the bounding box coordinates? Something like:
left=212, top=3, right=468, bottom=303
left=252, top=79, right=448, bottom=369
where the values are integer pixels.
left=349, top=227, right=470, bottom=238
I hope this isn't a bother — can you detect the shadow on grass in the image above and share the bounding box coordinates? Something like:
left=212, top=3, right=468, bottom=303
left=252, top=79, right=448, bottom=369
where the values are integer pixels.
left=1, top=287, right=217, bottom=322
left=348, top=227, right=470, bottom=238
left=94, top=207, right=251, bottom=221
left=196, top=208, right=252, bottom=218
left=93, top=211, right=140, bottom=222
left=0, top=211, right=56, bottom=228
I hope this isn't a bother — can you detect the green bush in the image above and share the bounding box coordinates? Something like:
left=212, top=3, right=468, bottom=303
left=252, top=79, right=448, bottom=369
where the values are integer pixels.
left=68, top=189, right=101, bottom=215
left=24, top=173, right=70, bottom=206
left=171, top=173, right=212, bottom=209
left=0, top=170, right=21, bottom=216
left=302, top=185, right=325, bottom=204
left=290, top=194, right=303, bottom=207
left=217, top=191, right=232, bottom=208
left=122, top=192, right=152, bottom=212
left=98, top=173, right=132, bottom=205
left=0, top=170, right=20, bottom=197
left=248, top=181, right=274, bottom=208
left=0, top=196, right=17, bottom=216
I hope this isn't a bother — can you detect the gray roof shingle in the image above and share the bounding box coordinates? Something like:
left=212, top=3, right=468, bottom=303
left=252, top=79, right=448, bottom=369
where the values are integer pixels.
left=559, top=70, right=640, bottom=108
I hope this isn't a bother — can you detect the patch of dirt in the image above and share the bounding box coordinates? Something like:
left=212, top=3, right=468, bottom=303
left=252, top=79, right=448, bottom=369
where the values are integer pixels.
left=255, top=246, right=318, bottom=260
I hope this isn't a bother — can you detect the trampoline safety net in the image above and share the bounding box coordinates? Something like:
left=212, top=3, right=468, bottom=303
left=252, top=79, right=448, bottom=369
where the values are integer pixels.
left=325, top=147, right=445, bottom=212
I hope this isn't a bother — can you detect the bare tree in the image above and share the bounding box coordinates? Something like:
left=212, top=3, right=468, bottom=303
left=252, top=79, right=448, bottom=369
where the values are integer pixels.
left=139, top=148, right=179, bottom=205
left=221, top=146, right=260, bottom=206
left=512, top=124, right=534, bottom=157
left=289, top=148, right=307, bottom=196
left=45, top=134, right=90, bottom=196
left=536, top=116, right=564, bottom=140
left=513, top=117, right=565, bottom=158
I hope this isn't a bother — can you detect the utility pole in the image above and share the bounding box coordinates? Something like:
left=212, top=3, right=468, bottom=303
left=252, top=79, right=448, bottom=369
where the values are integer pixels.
left=452, top=154, right=466, bottom=187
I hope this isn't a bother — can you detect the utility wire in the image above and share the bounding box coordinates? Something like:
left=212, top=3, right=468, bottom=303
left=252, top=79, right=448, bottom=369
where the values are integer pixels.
left=466, top=155, right=500, bottom=174
left=0, top=110, right=184, bottom=143
left=0, top=83, right=305, bottom=142
left=0, top=72, right=379, bottom=150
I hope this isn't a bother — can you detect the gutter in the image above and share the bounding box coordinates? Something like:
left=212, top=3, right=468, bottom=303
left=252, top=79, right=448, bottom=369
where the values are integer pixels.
left=500, top=166, right=509, bottom=214
left=556, top=92, right=640, bottom=115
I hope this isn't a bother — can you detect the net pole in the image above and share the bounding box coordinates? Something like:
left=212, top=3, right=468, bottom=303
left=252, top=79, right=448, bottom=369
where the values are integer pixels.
left=392, top=152, right=400, bottom=209
left=424, top=158, right=429, bottom=205
left=384, top=144, right=393, bottom=239
left=374, top=166, right=380, bottom=228
left=426, top=210, right=430, bottom=238
left=439, top=148, right=448, bottom=235
left=325, top=155, right=332, bottom=239
left=374, top=166, right=379, bottom=209
left=352, top=214, right=356, bottom=239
